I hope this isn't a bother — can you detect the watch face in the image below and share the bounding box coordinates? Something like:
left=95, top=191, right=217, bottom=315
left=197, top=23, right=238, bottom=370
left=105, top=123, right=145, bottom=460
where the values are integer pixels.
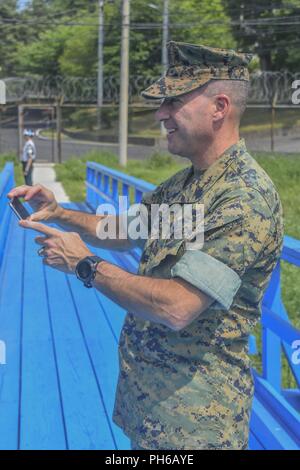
left=78, top=260, right=91, bottom=280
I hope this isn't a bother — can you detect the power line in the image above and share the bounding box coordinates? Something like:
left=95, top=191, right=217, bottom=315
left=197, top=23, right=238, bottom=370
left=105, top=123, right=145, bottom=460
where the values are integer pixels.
left=2, top=15, right=300, bottom=27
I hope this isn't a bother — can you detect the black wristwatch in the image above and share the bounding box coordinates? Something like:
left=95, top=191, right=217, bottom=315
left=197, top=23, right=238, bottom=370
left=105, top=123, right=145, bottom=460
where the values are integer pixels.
left=75, top=256, right=103, bottom=288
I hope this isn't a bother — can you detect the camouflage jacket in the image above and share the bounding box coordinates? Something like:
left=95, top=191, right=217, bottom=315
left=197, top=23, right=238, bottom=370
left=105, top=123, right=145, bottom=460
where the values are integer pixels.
left=113, top=139, right=283, bottom=450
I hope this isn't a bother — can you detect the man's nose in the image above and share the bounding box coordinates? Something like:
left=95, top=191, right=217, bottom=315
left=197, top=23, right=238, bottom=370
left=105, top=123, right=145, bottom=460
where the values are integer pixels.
left=155, top=101, right=170, bottom=122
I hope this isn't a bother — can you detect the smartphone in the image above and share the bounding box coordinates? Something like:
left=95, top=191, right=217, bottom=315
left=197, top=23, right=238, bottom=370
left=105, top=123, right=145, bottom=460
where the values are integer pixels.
left=9, top=197, right=30, bottom=220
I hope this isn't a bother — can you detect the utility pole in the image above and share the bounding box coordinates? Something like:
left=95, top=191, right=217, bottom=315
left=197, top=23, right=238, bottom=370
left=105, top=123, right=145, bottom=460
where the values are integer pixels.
left=0, top=81, right=6, bottom=155
left=162, top=0, right=169, bottom=73
left=97, top=0, right=104, bottom=130
left=56, top=101, right=62, bottom=164
left=119, top=0, right=130, bottom=167
left=161, top=0, right=169, bottom=137
left=18, top=105, right=24, bottom=161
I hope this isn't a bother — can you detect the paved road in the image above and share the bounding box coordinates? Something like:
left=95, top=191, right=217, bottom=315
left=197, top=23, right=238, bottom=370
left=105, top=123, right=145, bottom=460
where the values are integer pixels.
left=1, top=127, right=300, bottom=164
left=0, top=128, right=160, bottom=162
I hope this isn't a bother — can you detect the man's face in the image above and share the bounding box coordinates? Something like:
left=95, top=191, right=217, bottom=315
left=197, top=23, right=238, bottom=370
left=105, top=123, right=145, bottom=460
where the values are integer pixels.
left=155, top=88, right=214, bottom=159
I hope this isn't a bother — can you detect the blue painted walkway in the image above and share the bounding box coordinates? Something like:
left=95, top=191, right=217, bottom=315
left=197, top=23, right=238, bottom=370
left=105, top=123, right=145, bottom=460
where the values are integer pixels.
left=0, top=201, right=133, bottom=450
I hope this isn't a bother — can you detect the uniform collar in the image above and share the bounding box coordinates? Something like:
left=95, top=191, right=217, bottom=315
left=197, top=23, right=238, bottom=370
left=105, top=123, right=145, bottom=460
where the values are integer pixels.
left=171, top=139, right=248, bottom=203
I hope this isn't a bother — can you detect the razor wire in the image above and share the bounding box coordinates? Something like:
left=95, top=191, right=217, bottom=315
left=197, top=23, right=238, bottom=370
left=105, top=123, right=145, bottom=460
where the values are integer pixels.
left=3, top=72, right=300, bottom=105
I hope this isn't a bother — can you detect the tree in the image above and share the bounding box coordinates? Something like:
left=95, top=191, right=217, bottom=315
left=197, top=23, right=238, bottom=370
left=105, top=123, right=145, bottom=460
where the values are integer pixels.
left=222, top=0, right=300, bottom=71
left=17, top=25, right=71, bottom=76
left=0, top=0, right=21, bottom=77
left=14, top=0, right=236, bottom=79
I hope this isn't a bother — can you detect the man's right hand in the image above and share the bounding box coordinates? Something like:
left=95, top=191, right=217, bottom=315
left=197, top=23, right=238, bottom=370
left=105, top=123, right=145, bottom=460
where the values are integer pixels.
left=7, top=184, right=62, bottom=222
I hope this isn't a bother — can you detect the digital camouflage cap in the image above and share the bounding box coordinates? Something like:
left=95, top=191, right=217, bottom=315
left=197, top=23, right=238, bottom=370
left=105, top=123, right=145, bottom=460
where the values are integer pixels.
left=141, top=41, right=253, bottom=100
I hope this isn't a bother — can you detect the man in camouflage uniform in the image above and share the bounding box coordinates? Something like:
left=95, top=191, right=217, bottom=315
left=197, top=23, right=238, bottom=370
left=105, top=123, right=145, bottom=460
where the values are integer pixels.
left=11, top=41, right=283, bottom=450
left=112, top=42, right=283, bottom=450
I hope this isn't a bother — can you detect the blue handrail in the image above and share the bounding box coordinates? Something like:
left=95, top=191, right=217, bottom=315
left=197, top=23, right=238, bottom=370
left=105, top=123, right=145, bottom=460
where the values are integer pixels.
left=86, top=161, right=155, bottom=211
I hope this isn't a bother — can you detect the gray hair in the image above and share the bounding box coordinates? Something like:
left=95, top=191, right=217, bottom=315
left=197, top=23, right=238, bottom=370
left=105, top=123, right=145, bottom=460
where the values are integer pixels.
left=202, top=79, right=250, bottom=121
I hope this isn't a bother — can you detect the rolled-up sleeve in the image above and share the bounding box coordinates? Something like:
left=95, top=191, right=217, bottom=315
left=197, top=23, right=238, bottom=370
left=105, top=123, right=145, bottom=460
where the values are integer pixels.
left=171, top=250, right=241, bottom=310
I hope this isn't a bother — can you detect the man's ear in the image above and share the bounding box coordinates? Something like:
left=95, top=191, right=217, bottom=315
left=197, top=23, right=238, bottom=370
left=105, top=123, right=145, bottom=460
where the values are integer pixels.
left=213, top=94, right=230, bottom=121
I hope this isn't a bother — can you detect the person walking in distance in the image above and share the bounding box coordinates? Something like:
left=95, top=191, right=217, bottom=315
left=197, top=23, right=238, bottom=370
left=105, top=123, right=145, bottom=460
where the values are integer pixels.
left=21, top=129, right=36, bottom=186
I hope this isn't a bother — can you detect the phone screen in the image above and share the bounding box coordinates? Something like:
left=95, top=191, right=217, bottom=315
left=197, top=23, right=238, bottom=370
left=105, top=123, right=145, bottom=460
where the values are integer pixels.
left=9, top=197, right=30, bottom=220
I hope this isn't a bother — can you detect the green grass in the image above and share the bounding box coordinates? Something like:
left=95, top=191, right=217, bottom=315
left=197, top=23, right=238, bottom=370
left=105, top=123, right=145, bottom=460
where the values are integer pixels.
left=0, top=153, right=24, bottom=186
left=54, top=150, right=187, bottom=202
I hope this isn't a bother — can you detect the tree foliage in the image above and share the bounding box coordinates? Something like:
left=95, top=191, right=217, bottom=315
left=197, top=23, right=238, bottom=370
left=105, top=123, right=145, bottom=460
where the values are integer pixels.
left=0, top=0, right=21, bottom=76
left=222, top=0, right=300, bottom=71
left=1, top=0, right=299, bottom=79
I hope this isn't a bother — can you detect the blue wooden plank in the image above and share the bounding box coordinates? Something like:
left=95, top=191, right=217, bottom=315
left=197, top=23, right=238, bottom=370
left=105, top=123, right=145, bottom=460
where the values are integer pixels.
left=250, top=396, right=299, bottom=450
left=68, top=203, right=129, bottom=345
left=282, top=236, right=300, bottom=267
left=0, top=206, right=12, bottom=269
left=0, top=217, right=23, bottom=449
left=0, top=163, right=15, bottom=270
left=282, top=390, right=300, bottom=413
left=60, top=203, right=131, bottom=449
left=262, top=306, right=300, bottom=346
left=263, top=260, right=281, bottom=312
left=262, top=306, right=300, bottom=389
left=66, top=275, right=130, bottom=450
left=249, top=431, right=265, bottom=450
left=19, top=227, right=67, bottom=449
left=87, top=161, right=155, bottom=194
left=44, top=264, right=116, bottom=449
left=262, top=327, right=281, bottom=391
left=254, top=374, right=300, bottom=444
left=263, top=263, right=300, bottom=388
left=277, top=304, right=300, bottom=389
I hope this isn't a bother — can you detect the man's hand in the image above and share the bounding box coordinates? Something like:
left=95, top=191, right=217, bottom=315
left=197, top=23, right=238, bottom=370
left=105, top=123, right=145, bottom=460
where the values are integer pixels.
left=20, top=220, right=93, bottom=274
left=7, top=184, right=61, bottom=222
